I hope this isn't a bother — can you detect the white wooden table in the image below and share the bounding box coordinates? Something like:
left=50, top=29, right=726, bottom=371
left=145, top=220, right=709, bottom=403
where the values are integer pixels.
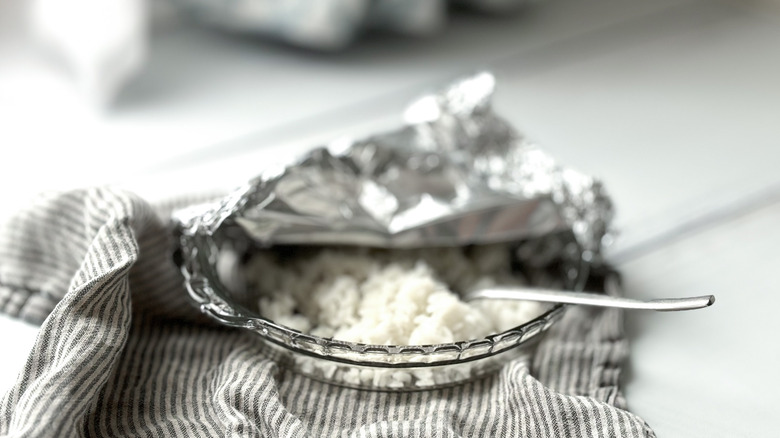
left=1, top=0, right=778, bottom=435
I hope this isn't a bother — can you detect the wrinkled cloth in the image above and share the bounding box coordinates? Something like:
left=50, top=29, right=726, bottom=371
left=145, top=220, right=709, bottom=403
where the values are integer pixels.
left=0, top=187, right=654, bottom=437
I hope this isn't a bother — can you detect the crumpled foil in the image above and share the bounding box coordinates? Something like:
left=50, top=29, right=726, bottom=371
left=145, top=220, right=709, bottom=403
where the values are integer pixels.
left=175, top=72, right=613, bottom=259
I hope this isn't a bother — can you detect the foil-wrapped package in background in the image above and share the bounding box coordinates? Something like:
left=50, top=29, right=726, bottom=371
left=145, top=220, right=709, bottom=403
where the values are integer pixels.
left=169, top=0, right=536, bottom=50
left=175, top=72, right=613, bottom=260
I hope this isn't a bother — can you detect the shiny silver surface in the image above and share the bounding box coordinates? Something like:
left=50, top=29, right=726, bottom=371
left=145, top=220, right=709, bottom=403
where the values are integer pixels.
left=466, top=287, right=715, bottom=311
left=176, top=72, right=613, bottom=258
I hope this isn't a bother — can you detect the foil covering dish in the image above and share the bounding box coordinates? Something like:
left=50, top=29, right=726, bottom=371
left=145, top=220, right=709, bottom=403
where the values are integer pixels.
left=174, top=72, right=614, bottom=390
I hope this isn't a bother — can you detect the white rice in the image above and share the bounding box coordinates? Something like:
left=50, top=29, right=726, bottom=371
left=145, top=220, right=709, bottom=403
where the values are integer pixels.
left=243, top=245, right=544, bottom=346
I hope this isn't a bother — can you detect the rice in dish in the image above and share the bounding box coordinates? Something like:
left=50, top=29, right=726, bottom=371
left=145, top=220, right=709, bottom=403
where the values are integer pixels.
left=243, top=245, right=544, bottom=346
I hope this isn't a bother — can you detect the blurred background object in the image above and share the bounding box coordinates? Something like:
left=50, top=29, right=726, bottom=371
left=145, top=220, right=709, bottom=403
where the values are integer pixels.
left=11, top=0, right=536, bottom=107
left=31, top=0, right=146, bottom=107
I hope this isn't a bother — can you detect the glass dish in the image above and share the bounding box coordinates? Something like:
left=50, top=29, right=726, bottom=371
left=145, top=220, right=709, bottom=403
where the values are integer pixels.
left=173, top=72, right=609, bottom=390
left=176, top=225, right=586, bottom=391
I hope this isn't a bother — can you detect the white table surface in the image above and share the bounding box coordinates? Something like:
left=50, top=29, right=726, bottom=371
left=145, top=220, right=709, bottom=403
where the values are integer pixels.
left=2, top=0, right=779, bottom=436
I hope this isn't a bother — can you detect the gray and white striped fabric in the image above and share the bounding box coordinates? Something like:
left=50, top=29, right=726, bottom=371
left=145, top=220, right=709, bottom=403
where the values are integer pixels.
left=0, top=187, right=655, bottom=437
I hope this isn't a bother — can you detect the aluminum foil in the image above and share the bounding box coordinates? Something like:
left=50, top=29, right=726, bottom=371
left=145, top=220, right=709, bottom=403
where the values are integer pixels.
left=174, top=72, right=613, bottom=258
left=168, top=0, right=534, bottom=50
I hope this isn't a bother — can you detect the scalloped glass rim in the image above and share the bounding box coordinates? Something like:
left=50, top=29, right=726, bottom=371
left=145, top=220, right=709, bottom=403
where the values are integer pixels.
left=178, top=230, right=577, bottom=369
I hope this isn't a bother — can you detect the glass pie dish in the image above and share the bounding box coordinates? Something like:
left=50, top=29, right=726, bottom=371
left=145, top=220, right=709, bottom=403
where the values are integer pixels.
left=173, top=72, right=611, bottom=390
left=175, top=223, right=588, bottom=390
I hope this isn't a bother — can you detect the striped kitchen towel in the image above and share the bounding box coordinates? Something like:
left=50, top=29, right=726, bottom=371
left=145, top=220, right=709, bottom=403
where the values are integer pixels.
left=0, top=187, right=654, bottom=437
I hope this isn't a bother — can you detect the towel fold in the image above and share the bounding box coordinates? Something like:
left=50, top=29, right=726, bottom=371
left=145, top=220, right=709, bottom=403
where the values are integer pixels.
left=0, top=187, right=654, bottom=437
